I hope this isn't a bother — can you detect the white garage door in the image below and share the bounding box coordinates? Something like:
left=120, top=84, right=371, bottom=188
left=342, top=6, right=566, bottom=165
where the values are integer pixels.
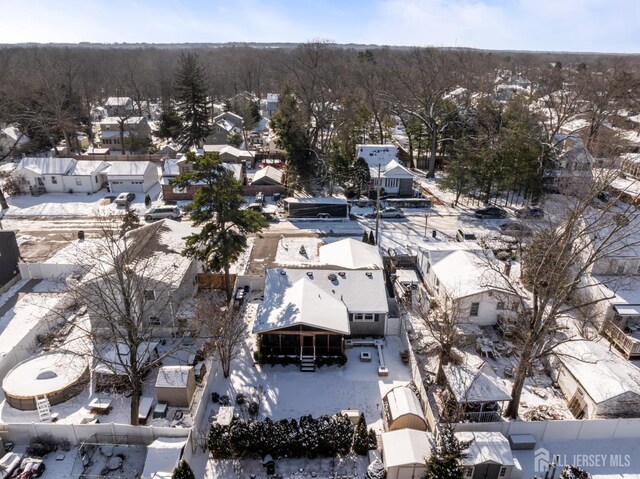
left=109, top=179, right=145, bottom=193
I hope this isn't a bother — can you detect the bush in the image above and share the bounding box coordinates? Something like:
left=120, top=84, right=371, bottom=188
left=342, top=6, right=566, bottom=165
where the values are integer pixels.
left=219, top=395, right=230, bottom=406
left=248, top=401, right=259, bottom=416
left=27, top=437, right=57, bottom=457
left=253, top=350, right=263, bottom=364
left=235, top=393, right=246, bottom=405
left=211, top=392, right=220, bottom=403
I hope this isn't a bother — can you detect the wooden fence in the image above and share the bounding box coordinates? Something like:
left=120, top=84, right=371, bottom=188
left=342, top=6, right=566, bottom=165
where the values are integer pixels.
left=197, top=273, right=236, bottom=291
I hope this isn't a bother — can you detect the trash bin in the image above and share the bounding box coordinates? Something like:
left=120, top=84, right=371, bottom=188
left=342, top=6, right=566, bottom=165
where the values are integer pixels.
left=263, top=454, right=275, bottom=475
left=78, top=230, right=85, bottom=240
left=432, top=230, right=437, bottom=238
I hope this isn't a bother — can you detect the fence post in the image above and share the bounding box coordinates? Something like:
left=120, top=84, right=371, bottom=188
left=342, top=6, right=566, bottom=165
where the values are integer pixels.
left=72, top=424, right=78, bottom=445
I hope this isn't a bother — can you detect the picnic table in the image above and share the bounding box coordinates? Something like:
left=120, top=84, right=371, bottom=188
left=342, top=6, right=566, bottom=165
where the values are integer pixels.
left=138, top=396, right=153, bottom=424
left=88, top=398, right=113, bottom=415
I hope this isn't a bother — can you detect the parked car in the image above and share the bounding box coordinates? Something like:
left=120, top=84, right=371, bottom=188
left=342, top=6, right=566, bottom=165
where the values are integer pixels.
left=144, top=206, right=181, bottom=221
left=456, top=229, right=477, bottom=242
left=114, top=192, right=136, bottom=206
left=498, top=221, right=531, bottom=237
left=514, top=206, right=544, bottom=219
left=379, top=207, right=404, bottom=218
left=474, top=206, right=507, bottom=219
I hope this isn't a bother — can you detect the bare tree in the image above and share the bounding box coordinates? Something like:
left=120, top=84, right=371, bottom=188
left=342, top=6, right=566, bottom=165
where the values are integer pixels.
left=481, top=169, right=640, bottom=419
left=196, top=293, right=246, bottom=378
left=67, top=216, right=195, bottom=425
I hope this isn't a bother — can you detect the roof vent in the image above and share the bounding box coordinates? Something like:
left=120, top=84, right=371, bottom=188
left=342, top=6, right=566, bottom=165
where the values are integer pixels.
left=365, top=272, right=373, bottom=278
left=306, top=272, right=314, bottom=278
left=338, top=272, right=346, bottom=278
left=328, top=273, right=338, bottom=281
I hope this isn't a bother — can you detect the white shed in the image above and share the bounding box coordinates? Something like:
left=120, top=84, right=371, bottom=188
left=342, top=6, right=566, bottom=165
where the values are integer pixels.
left=382, top=385, right=428, bottom=431
left=106, top=161, right=158, bottom=193
left=155, top=365, right=196, bottom=408
left=456, top=432, right=516, bottom=479
left=381, top=429, right=432, bottom=479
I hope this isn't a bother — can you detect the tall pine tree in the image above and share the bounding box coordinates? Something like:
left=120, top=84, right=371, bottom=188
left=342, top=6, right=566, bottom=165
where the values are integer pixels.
left=174, top=52, right=211, bottom=151
left=424, top=425, right=470, bottom=479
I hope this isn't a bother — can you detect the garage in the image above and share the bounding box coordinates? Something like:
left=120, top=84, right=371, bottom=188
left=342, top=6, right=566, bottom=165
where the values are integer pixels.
left=106, top=161, right=159, bottom=193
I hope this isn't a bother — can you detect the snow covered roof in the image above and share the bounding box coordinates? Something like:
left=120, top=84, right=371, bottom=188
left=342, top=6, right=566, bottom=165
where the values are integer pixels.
left=100, top=116, right=145, bottom=125
left=252, top=165, right=284, bottom=185
left=223, top=162, right=244, bottom=182
left=456, top=432, right=514, bottom=466
left=284, top=268, right=388, bottom=314
left=443, top=362, right=512, bottom=403
left=1, top=126, right=29, bottom=144
left=155, top=366, right=192, bottom=389
left=68, top=160, right=109, bottom=176
left=396, top=269, right=419, bottom=285
left=253, top=270, right=350, bottom=334
left=105, top=96, right=132, bottom=106
left=554, top=339, right=640, bottom=404
left=95, top=341, right=159, bottom=376
left=319, top=238, right=383, bottom=270
left=383, top=386, right=427, bottom=424
left=266, top=93, right=279, bottom=103
left=105, top=160, right=153, bottom=176
left=141, top=437, right=187, bottom=479
left=202, top=144, right=254, bottom=159
left=15, top=157, right=76, bottom=175
left=370, top=159, right=414, bottom=179
left=381, top=429, right=433, bottom=469
left=214, top=111, right=243, bottom=124
left=422, top=247, right=513, bottom=300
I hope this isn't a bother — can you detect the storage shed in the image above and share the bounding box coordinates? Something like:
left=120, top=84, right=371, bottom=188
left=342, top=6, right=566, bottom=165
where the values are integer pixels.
left=456, top=432, right=517, bottom=479
left=382, top=385, right=428, bottom=431
left=251, top=165, right=284, bottom=186
left=381, top=429, right=432, bottom=479
left=155, top=366, right=196, bottom=407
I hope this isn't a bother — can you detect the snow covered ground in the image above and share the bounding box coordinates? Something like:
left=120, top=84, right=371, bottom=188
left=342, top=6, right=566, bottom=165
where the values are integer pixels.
left=4, top=183, right=161, bottom=217
left=274, top=237, right=323, bottom=265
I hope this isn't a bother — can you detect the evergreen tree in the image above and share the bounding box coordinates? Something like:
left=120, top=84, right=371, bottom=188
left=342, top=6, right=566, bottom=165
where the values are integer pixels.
left=172, top=460, right=196, bottom=479
left=368, top=231, right=375, bottom=245
left=352, top=413, right=371, bottom=455
left=424, top=425, right=470, bottom=479
left=174, top=52, right=211, bottom=151
left=559, top=465, right=592, bottom=479
left=144, top=194, right=151, bottom=208
left=120, top=204, right=140, bottom=237
left=156, top=102, right=182, bottom=140
left=172, top=152, right=267, bottom=300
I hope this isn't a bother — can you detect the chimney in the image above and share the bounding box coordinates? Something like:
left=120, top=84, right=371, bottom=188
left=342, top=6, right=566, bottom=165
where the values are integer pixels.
left=504, top=260, right=512, bottom=277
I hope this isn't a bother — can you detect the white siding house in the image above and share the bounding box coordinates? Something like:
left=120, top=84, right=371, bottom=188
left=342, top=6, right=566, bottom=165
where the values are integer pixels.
left=106, top=161, right=159, bottom=193
left=62, top=161, right=110, bottom=193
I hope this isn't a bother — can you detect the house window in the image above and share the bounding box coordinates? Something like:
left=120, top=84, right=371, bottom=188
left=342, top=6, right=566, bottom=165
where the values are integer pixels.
left=144, top=290, right=157, bottom=300
left=353, top=313, right=375, bottom=322
left=470, top=302, right=480, bottom=316
left=75, top=178, right=83, bottom=186
left=496, top=301, right=505, bottom=310
left=51, top=176, right=57, bottom=184
left=499, top=467, right=507, bottom=477
left=465, top=467, right=473, bottom=478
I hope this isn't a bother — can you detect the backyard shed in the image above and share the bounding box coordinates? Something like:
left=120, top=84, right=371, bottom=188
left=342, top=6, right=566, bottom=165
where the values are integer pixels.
left=381, top=429, right=432, bottom=479
left=550, top=339, right=640, bottom=419
left=251, top=165, right=284, bottom=186
left=155, top=365, right=196, bottom=407
left=382, top=385, right=428, bottom=431
left=456, top=432, right=517, bottom=479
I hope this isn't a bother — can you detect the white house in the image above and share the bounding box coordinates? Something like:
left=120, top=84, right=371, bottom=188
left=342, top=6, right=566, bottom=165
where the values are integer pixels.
left=11, top=157, right=108, bottom=194
left=370, top=159, right=415, bottom=197
left=105, top=161, right=158, bottom=193
left=104, top=96, right=134, bottom=117
left=417, top=244, right=522, bottom=326
left=356, top=144, right=398, bottom=167
left=0, top=126, right=30, bottom=156
left=63, top=160, right=110, bottom=193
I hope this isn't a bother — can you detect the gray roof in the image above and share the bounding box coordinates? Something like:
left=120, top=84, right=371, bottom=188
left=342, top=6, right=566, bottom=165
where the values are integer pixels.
left=252, top=166, right=284, bottom=185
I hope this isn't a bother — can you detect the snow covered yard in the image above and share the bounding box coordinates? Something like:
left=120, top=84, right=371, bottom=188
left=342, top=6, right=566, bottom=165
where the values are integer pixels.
left=4, top=183, right=160, bottom=217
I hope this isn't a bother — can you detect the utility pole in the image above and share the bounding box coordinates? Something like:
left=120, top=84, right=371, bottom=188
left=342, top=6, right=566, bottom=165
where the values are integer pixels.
left=375, top=164, right=381, bottom=246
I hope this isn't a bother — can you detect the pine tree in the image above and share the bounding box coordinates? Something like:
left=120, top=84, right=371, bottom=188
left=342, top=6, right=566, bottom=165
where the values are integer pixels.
left=173, top=152, right=268, bottom=300
left=368, top=231, right=375, bottom=245
left=424, top=425, right=470, bottom=479
left=352, top=413, right=370, bottom=455
left=174, top=52, right=211, bottom=151
left=156, top=102, right=182, bottom=140
left=172, top=459, right=196, bottom=479
left=120, top=204, right=140, bottom=237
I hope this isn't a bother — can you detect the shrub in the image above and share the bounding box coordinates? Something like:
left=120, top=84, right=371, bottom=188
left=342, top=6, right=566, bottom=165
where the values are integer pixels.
left=219, top=395, right=230, bottom=406
left=352, top=413, right=370, bottom=455
left=235, top=393, right=246, bottom=405
left=248, top=401, right=259, bottom=416
left=253, top=350, right=264, bottom=364
left=211, top=392, right=220, bottom=403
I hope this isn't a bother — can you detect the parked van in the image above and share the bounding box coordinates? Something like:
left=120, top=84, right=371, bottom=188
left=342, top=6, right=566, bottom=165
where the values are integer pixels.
left=456, top=229, right=477, bottom=242
left=144, top=206, right=181, bottom=221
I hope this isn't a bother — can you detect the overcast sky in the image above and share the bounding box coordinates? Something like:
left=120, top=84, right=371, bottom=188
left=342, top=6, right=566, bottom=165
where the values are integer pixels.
left=1, top=0, right=637, bottom=53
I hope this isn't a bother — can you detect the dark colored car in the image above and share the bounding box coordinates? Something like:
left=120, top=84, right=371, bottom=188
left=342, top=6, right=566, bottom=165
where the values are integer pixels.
left=498, top=221, right=531, bottom=237
left=114, top=192, right=136, bottom=206
left=514, top=207, right=544, bottom=219
left=474, top=206, right=507, bottom=219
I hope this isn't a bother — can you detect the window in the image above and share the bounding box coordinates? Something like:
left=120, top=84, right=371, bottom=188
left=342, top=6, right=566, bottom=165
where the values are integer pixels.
left=51, top=176, right=58, bottom=184
left=94, top=175, right=98, bottom=184
left=144, top=290, right=157, bottom=300
left=499, top=467, right=507, bottom=477
left=353, top=313, right=375, bottom=322
left=496, top=301, right=505, bottom=310
left=75, top=178, right=83, bottom=186
left=465, top=467, right=473, bottom=478
left=470, top=302, right=480, bottom=316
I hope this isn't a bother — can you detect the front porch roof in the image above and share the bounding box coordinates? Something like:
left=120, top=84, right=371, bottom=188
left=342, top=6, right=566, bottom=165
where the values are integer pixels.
left=253, top=273, right=350, bottom=335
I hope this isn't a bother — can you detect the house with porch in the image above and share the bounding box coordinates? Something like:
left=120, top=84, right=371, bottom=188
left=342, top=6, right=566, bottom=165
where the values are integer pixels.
left=12, top=157, right=110, bottom=195
left=369, top=160, right=415, bottom=197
